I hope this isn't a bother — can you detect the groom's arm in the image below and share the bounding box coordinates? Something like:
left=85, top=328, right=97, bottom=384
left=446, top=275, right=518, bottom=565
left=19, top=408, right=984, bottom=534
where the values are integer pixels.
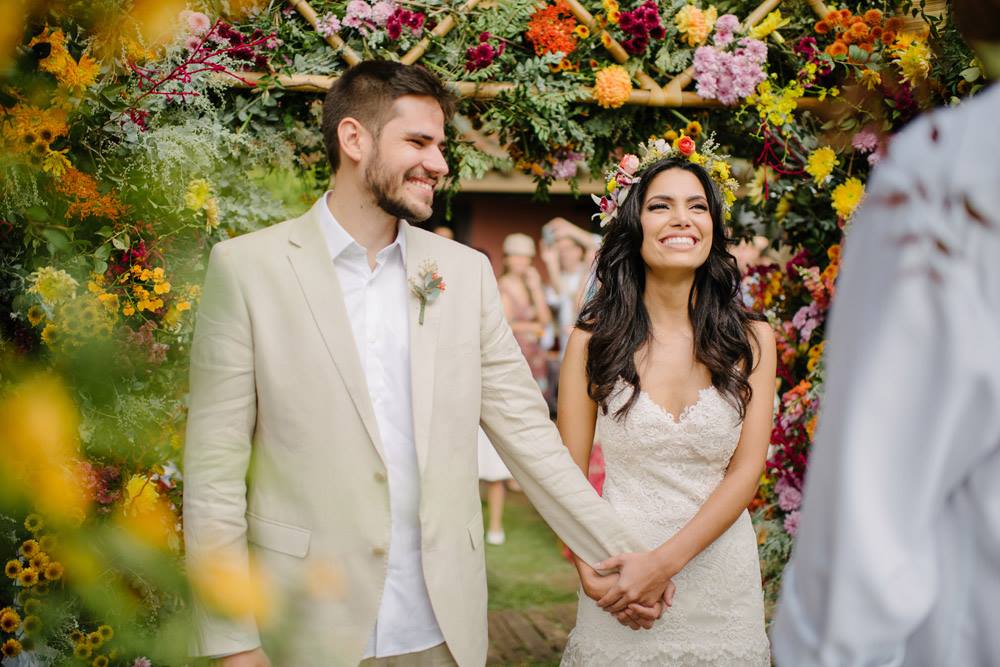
left=183, top=242, right=261, bottom=657
left=475, top=254, right=646, bottom=566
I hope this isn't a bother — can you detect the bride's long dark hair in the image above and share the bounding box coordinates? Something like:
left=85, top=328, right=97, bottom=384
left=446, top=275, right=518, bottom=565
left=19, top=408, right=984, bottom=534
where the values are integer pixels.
left=577, top=157, right=764, bottom=421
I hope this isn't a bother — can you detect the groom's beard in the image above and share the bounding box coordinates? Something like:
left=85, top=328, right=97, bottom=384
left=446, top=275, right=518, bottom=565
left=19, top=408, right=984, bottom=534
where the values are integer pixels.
left=364, top=152, right=434, bottom=223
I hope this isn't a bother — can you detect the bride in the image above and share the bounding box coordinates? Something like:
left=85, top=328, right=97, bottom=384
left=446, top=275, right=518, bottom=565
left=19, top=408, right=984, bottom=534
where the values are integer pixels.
left=558, top=142, right=775, bottom=665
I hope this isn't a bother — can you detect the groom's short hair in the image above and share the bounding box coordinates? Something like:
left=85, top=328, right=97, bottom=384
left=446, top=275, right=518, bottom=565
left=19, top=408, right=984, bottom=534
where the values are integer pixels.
left=322, top=60, right=457, bottom=172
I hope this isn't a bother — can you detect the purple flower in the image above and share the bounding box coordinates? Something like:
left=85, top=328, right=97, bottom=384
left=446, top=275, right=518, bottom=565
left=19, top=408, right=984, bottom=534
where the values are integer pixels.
left=371, top=0, right=397, bottom=27
left=343, top=0, right=372, bottom=30
left=867, top=151, right=882, bottom=166
left=713, top=13, right=739, bottom=46
left=783, top=510, right=800, bottom=536
left=738, top=37, right=768, bottom=64
left=316, top=13, right=342, bottom=38
left=852, top=128, right=879, bottom=154
left=552, top=152, right=584, bottom=180
left=777, top=484, right=803, bottom=512
left=792, top=303, right=821, bottom=342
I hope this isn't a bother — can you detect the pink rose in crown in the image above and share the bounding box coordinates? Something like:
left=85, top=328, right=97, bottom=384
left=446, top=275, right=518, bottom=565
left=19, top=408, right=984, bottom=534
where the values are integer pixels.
left=619, top=154, right=640, bottom=175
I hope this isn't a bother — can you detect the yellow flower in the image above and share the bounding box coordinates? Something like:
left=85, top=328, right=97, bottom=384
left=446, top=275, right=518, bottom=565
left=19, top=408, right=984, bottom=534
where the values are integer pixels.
left=607, top=9, right=620, bottom=25
left=710, top=160, right=731, bottom=181
left=74, top=643, right=92, bottom=659
left=894, top=39, right=931, bottom=84
left=748, top=9, right=790, bottom=40
left=39, top=535, right=56, bottom=552
left=123, top=475, right=160, bottom=515
left=185, top=178, right=212, bottom=211
left=831, top=177, right=865, bottom=219
left=153, top=281, right=171, bottom=295
left=601, top=31, right=614, bottom=47
left=20, top=539, right=41, bottom=558
left=775, top=193, right=792, bottom=221
left=685, top=120, right=703, bottom=137
left=23, top=599, right=41, bottom=616
left=176, top=300, right=191, bottom=312
left=70, top=630, right=84, bottom=643
left=4, top=560, right=22, bottom=578
left=747, top=79, right=803, bottom=127
left=98, top=624, right=113, bottom=640
left=87, top=630, right=103, bottom=647
left=1, top=639, right=22, bottom=659
left=152, top=267, right=165, bottom=282
left=40, top=323, right=59, bottom=347
left=675, top=5, right=718, bottom=47
left=205, top=199, right=220, bottom=229
left=93, top=656, right=110, bottom=667
left=27, top=267, right=78, bottom=306
left=27, top=305, right=46, bottom=327
left=122, top=304, right=136, bottom=317
left=689, top=151, right=707, bottom=165
left=42, top=148, right=73, bottom=177
left=44, top=561, right=64, bottom=581
left=29, top=553, right=50, bottom=570
left=18, top=567, right=39, bottom=587
left=25, top=513, right=45, bottom=532
left=607, top=178, right=618, bottom=193
left=60, top=53, right=101, bottom=91
left=574, top=25, right=590, bottom=39
left=746, top=165, right=774, bottom=206
left=0, top=608, right=21, bottom=633
left=805, top=146, right=839, bottom=185
left=23, top=614, right=41, bottom=635
left=663, top=129, right=679, bottom=142
left=593, top=65, right=632, bottom=108
left=859, top=68, right=882, bottom=90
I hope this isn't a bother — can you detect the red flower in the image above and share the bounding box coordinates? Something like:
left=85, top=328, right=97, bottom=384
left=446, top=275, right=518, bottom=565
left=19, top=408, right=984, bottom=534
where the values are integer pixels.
left=677, top=135, right=696, bottom=156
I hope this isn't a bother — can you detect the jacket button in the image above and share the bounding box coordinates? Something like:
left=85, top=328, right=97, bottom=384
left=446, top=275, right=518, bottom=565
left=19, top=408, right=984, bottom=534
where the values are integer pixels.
left=372, top=546, right=387, bottom=557
left=374, top=471, right=387, bottom=483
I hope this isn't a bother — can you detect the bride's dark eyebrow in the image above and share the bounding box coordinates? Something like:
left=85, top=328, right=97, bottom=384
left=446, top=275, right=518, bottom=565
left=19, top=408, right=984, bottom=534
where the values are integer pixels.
left=646, top=194, right=708, bottom=204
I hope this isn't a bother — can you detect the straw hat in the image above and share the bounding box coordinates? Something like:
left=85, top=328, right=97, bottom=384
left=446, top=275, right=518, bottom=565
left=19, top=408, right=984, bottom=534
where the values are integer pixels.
left=502, top=233, right=536, bottom=257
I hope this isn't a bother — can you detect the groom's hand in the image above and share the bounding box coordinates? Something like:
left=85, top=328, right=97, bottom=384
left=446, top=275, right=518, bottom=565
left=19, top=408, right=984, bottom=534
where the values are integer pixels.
left=594, top=551, right=676, bottom=613
left=576, top=558, right=663, bottom=630
left=216, top=648, right=272, bottom=667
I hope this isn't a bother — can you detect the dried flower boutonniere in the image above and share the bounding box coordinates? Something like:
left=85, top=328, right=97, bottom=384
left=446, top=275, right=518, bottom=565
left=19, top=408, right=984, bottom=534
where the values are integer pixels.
left=409, top=260, right=446, bottom=325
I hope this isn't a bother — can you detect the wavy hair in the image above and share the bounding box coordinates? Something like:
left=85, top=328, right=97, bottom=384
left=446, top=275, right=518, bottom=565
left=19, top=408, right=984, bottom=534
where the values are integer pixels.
left=577, top=157, right=764, bottom=421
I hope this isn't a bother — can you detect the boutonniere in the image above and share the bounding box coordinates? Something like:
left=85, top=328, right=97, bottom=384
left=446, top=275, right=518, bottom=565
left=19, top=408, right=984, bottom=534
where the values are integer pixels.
left=409, top=260, right=446, bottom=325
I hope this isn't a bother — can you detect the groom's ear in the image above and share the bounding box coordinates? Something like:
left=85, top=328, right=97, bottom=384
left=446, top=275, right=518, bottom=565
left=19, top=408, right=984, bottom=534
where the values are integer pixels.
left=336, top=117, right=370, bottom=168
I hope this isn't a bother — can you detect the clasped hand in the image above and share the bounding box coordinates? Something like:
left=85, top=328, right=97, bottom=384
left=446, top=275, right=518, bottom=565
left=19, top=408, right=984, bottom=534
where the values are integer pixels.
left=576, top=552, right=676, bottom=631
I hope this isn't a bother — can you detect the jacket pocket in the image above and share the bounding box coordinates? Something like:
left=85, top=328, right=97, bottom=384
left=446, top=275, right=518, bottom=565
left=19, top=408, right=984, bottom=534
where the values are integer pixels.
left=246, top=512, right=311, bottom=558
left=466, top=513, right=484, bottom=552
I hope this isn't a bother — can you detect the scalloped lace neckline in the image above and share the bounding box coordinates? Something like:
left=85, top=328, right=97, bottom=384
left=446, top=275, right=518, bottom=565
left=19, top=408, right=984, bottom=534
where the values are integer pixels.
left=636, top=384, right=717, bottom=426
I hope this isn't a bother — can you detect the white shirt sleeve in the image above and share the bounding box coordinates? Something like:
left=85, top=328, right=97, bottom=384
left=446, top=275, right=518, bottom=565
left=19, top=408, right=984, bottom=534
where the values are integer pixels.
left=771, top=97, right=1000, bottom=666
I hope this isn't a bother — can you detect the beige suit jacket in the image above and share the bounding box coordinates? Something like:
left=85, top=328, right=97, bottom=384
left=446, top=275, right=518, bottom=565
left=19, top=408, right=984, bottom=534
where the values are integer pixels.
left=182, top=206, right=645, bottom=665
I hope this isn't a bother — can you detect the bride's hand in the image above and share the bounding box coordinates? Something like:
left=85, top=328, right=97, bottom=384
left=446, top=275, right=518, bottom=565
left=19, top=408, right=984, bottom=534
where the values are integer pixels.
left=575, top=559, right=661, bottom=630
left=594, top=551, right=678, bottom=613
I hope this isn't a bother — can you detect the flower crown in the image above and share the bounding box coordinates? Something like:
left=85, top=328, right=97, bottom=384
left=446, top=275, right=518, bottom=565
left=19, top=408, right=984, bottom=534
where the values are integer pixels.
left=592, top=134, right=740, bottom=227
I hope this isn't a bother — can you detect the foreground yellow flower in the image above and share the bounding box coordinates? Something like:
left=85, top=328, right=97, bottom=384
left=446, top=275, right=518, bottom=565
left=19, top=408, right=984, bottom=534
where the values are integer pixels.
left=189, top=552, right=275, bottom=626
left=805, top=146, right=839, bottom=185
left=593, top=65, right=632, bottom=108
left=0, top=607, right=21, bottom=633
left=675, top=5, right=717, bottom=47
left=894, top=39, right=931, bottom=84
left=1, top=639, right=22, bottom=659
left=832, top=177, right=865, bottom=219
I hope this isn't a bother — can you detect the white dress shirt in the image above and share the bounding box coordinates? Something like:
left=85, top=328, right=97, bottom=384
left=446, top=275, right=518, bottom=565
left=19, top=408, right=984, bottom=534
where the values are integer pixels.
left=314, top=193, right=445, bottom=659
left=772, top=85, right=1000, bottom=666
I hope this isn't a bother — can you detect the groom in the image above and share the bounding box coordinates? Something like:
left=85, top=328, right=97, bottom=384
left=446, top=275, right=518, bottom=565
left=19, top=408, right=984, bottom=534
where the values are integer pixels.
left=183, top=60, right=671, bottom=666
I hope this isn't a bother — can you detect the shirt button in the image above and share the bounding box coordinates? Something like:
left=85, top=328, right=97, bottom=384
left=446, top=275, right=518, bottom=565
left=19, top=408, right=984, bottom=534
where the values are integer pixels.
left=372, top=546, right=387, bottom=557
left=374, top=471, right=387, bottom=483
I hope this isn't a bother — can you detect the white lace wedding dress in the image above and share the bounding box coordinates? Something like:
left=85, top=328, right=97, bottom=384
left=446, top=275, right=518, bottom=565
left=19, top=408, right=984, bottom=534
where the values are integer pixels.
left=561, top=378, right=770, bottom=666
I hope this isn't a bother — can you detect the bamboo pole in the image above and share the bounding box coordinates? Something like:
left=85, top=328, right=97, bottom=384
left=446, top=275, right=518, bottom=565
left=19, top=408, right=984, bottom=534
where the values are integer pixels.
left=234, top=72, right=825, bottom=110
left=401, top=0, right=481, bottom=65
left=562, top=0, right=666, bottom=103
left=286, top=0, right=362, bottom=66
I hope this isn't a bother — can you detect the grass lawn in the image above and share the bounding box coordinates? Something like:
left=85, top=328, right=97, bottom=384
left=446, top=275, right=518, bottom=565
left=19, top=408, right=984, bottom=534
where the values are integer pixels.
left=481, top=487, right=580, bottom=611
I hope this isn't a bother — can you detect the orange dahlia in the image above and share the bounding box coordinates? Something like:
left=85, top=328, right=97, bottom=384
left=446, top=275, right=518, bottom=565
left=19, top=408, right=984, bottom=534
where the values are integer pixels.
left=593, top=65, right=632, bottom=108
left=526, top=1, right=579, bottom=56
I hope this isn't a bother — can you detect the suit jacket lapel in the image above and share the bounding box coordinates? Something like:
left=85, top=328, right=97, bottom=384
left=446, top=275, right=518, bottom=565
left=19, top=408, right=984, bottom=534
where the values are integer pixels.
left=286, top=211, right=386, bottom=464
left=404, top=223, right=441, bottom=475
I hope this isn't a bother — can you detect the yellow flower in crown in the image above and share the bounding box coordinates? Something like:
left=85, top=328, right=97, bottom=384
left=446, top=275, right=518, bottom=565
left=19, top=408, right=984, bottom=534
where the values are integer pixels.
left=592, top=134, right=739, bottom=227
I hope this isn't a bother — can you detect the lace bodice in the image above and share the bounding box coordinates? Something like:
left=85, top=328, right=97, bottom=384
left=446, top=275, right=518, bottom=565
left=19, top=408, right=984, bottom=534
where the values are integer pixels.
left=598, top=378, right=743, bottom=545
left=562, top=378, right=770, bottom=666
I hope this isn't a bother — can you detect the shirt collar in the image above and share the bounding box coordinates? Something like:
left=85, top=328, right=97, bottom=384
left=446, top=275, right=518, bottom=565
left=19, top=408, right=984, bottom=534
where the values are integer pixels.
left=313, top=190, right=407, bottom=265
